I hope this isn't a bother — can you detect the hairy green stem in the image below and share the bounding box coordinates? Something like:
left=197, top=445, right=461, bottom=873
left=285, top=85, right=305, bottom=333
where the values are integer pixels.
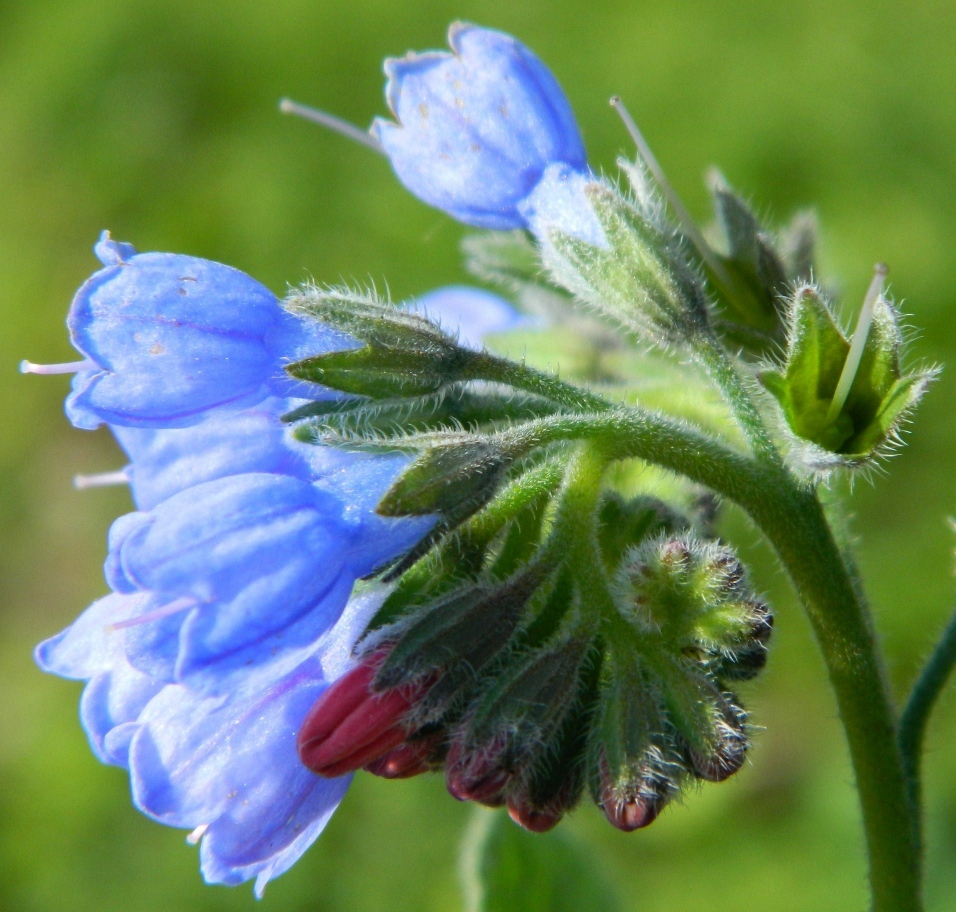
left=468, top=351, right=613, bottom=414
left=899, top=604, right=956, bottom=814
left=693, top=332, right=781, bottom=465
left=500, top=406, right=921, bottom=910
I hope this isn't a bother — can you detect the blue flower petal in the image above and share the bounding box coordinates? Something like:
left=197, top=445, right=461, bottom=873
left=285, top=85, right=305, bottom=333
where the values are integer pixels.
left=80, top=665, right=162, bottom=767
left=34, top=591, right=147, bottom=679
left=314, top=454, right=436, bottom=575
left=108, top=473, right=369, bottom=689
left=519, top=162, right=608, bottom=248
left=112, top=399, right=317, bottom=511
left=127, top=648, right=352, bottom=892
left=407, top=285, right=532, bottom=350
left=34, top=592, right=162, bottom=767
left=373, top=23, right=586, bottom=229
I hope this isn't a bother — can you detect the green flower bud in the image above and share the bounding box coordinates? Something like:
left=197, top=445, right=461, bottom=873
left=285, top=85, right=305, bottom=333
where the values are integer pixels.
left=537, top=180, right=711, bottom=347
left=617, top=536, right=771, bottom=668
left=285, top=287, right=476, bottom=399
left=759, top=283, right=937, bottom=471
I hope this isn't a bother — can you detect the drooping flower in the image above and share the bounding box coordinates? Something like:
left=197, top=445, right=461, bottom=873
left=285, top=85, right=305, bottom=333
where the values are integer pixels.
left=373, top=23, right=589, bottom=231
left=32, top=229, right=533, bottom=891
left=103, top=464, right=432, bottom=693
left=36, top=586, right=387, bottom=897
left=23, top=231, right=353, bottom=430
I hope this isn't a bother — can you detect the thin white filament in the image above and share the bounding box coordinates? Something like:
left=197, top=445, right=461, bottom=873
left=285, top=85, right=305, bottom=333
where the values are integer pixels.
left=279, top=98, right=384, bottom=155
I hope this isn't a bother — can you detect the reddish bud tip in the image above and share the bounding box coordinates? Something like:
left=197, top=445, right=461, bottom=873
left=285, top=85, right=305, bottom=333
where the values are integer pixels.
left=445, top=737, right=512, bottom=803
left=363, top=735, right=439, bottom=780
left=507, top=797, right=562, bottom=833
left=600, top=794, right=662, bottom=831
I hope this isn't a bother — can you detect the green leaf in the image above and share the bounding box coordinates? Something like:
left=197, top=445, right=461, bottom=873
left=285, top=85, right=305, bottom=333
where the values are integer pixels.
left=460, top=809, right=621, bottom=912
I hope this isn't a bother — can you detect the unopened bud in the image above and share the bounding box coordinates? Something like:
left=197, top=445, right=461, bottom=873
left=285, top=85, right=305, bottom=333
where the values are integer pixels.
left=445, top=735, right=513, bottom=804
left=376, top=437, right=514, bottom=519
left=682, top=697, right=748, bottom=783
left=536, top=180, right=710, bottom=348
left=363, top=731, right=444, bottom=780
left=506, top=795, right=562, bottom=833
left=597, top=752, right=670, bottom=832
left=297, top=646, right=434, bottom=776
left=618, top=534, right=773, bottom=678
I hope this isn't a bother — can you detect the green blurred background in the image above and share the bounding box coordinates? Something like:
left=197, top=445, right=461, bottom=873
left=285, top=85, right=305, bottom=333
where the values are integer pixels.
left=2, top=0, right=955, bottom=909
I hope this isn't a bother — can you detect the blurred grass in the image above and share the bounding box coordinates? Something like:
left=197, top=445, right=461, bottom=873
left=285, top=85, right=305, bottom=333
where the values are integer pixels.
left=1, top=0, right=955, bottom=909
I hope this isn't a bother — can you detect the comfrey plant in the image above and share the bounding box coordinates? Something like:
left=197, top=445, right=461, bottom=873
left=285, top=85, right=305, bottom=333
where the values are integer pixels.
left=26, top=21, right=953, bottom=911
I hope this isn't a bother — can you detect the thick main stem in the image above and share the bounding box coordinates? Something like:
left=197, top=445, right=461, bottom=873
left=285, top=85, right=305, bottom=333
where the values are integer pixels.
left=746, top=476, right=921, bottom=912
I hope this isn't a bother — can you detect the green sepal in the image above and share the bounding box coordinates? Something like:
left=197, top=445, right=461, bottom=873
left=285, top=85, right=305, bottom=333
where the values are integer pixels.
left=711, top=182, right=788, bottom=331
left=586, top=650, right=683, bottom=814
left=540, top=182, right=709, bottom=346
left=461, top=230, right=541, bottom=291
left=377, top=437, right=515, bottom=518
left=286, top=388, right=560, bottom=442
left=287, top=344, right=474, bottom=399
left=376, top=568, right=548, bottom=692
left=596, top=493, right=689, bottom=573
left=465, top=635, right=591, bottom=751
left=779, top=210, right=817, bottom=283
left=516, top=643, right=602, bottom=815
left=284, top=285, right=491, bottom=399
left=286, top=285, right=456, bottom=350
left=367, top=460, right=565, bottom=617
left=759, top=286, right=936, bottom=465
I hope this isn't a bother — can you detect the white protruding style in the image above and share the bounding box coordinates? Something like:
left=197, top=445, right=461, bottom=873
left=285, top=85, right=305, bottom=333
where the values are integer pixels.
left=279, top=98, right=384, bottom=155
left=73, top=470, right=131, bottom=490
left=20, top=358, right=93, bottom=375
left=825, top=263, right=889, bottom=425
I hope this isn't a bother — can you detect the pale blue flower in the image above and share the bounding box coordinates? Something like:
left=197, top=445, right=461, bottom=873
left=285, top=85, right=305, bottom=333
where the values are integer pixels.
left=373, top=23, right=587, bottom=230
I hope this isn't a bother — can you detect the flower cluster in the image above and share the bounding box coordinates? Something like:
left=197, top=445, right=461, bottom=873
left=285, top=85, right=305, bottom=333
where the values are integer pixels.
left=31, top=19, right=798, bottom=895
left=30, top=233, right=523, bottom=892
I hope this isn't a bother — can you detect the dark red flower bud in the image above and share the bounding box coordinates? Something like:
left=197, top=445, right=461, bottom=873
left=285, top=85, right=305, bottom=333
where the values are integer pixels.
left=684, top=699, right=748, bottom=783
left=363, top=731, right=444, bottom=780
left=599, top=791, right=662, bottom=832
left=297, top=646, right=433, bottom=776
left=445, top=735, right=512, bottom=804
left=506, top=795, right=562, bottom=833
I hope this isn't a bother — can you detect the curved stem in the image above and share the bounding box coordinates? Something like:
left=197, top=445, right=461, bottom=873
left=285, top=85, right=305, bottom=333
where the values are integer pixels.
left=899, top=603, right=956, bottom=813
left=746, top=479, right=922, bottom=912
